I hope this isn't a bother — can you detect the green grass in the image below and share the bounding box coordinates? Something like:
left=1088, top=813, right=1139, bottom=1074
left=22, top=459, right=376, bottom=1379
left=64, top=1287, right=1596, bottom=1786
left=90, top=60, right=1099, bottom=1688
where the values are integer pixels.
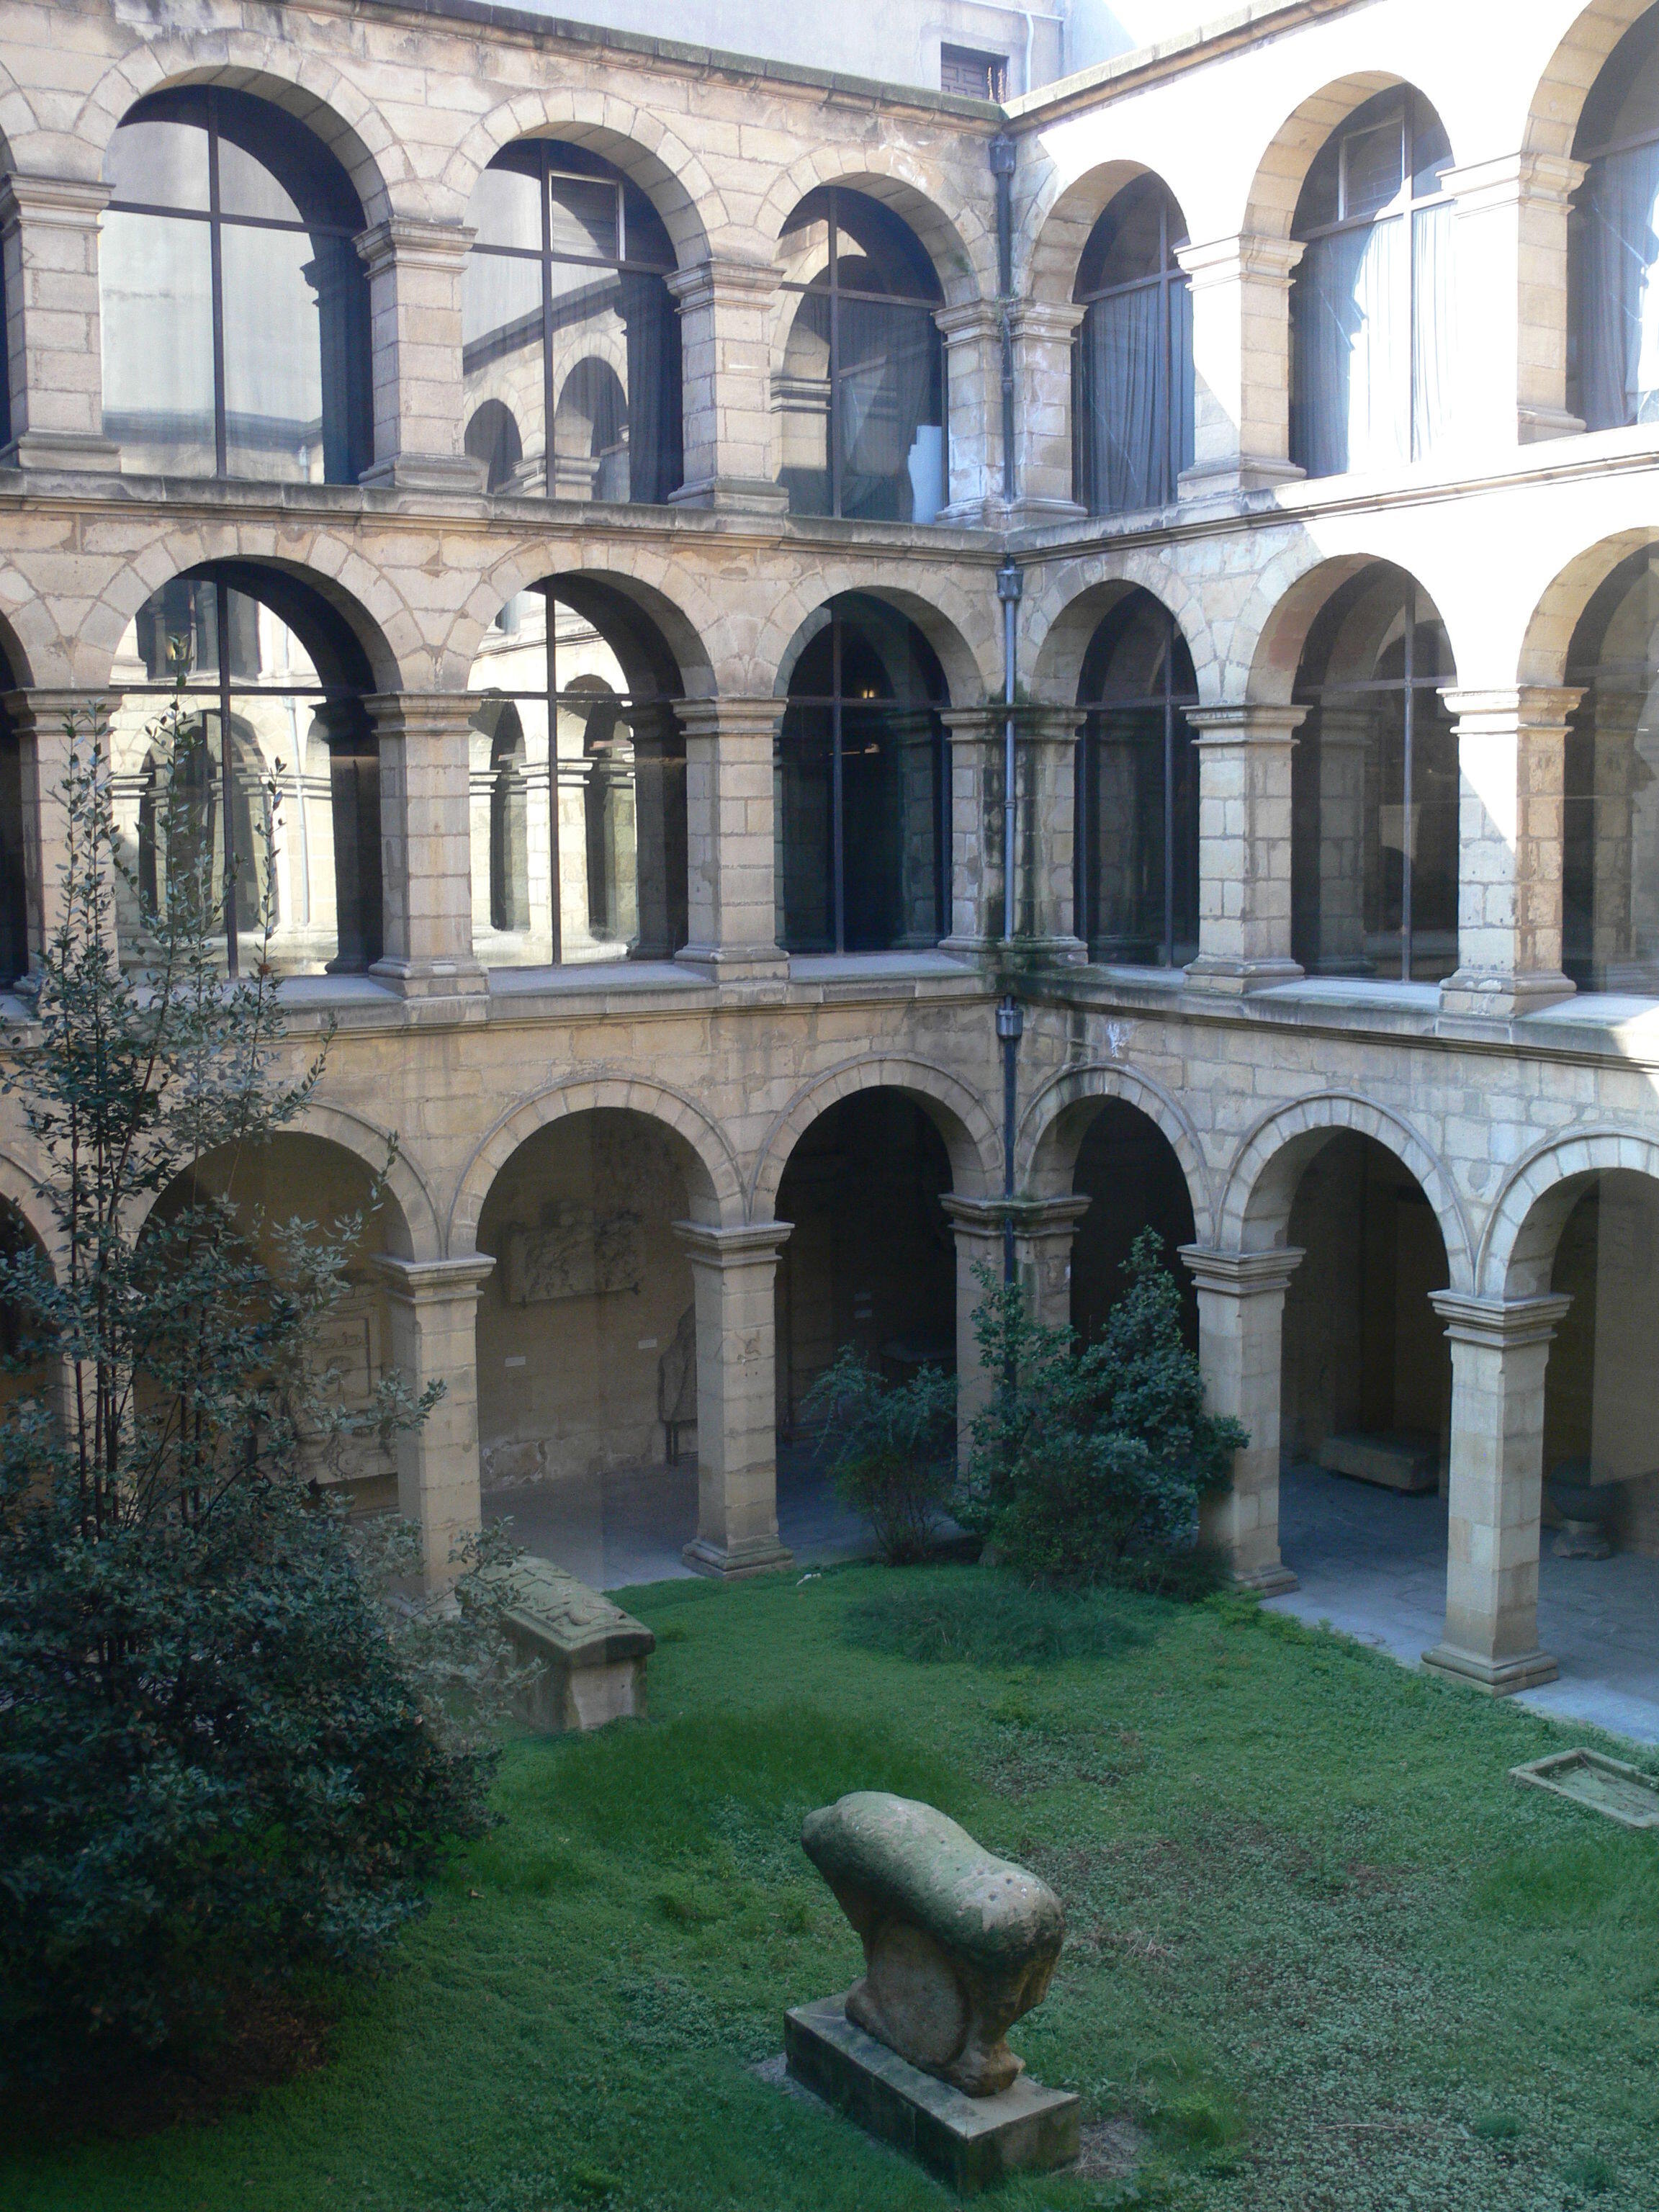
left=6, top=1563, right=1658, bottom=2211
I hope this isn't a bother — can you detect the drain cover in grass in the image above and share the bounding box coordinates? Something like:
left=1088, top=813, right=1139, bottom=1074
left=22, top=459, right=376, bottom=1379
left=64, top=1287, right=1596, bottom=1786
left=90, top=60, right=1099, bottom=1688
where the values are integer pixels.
left=1510, top=1748, right=1659, bottom=1829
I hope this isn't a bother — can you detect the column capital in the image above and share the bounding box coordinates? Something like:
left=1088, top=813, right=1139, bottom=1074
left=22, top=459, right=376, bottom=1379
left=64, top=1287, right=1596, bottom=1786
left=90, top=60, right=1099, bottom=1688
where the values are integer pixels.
left=1429, top=1290, right=1573, bottom=1350
left=1174, top=231, right=1305, bottom=289
left=675, top=697, right=783, bottom=742
left=1439, top=685, right=1583, bottom=732
left=0, top=686, right=117, bottom=731
left=1180, top=1245, right=1305, bottom=1300
left=665, top=255, right=783, bottom=310
left=0, top=172, right=111, bottom=232
left=354, top=215, right=476, bottom=277
left=1441, top=150, right=1587, bottom=215
left=933, top=299, right=1003, bottom=344
left=1186, top=703, right=1308, bottom=744
left=1019, top=703, right=1088, bottom=745
left=1010, top=300, right=1087, bottom=344
left=672, top=1218, right=793, bottom=1266
left=942, top=1193, right=1092, bottom=1237
left=364, top=690, right=480, bottom=740
left=372, top=1253, right=497, bottom=1306
left=940, top=705, right=1001, bottom=742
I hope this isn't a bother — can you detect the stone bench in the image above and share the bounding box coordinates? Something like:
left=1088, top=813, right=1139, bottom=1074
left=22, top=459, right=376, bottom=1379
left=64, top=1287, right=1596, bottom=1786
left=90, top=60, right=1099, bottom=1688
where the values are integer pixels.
left=1318, top=1429, right=1439, bottom=1493
left=482, top=1556, right=655, bottom=1732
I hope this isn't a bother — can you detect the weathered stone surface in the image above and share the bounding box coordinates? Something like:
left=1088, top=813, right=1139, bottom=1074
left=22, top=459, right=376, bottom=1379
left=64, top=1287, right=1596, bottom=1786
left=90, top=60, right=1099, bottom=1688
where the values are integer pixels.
left=801, top=1791, right=1064, bottom=2094
left=479, top=1557, right=654, bottom=1732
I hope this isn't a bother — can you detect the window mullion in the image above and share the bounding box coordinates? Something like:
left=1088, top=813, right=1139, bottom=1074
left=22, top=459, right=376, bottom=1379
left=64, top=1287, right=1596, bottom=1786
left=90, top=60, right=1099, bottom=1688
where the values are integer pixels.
left=207, top=92, right=228, bottom=477
left=215, top=577, right=239, bottom=976
left=546, top=585, right=562, bottom=965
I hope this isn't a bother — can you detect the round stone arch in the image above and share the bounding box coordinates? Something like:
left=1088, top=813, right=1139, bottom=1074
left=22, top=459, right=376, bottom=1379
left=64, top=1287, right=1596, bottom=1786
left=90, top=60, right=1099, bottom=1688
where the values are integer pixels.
left=758, top=154, right=989, bottom=310
left=1240, top=71, right=1449, bottom=240
left=449, top=548, right=721, bottom=701
left=1022, top=159, right=1187, bottom=310
left=71, top=48, right=404, bottom=222
left=1522, top=0, right=1655, bottom=158
left=445, top=96, right=720, bottom=264
left=0, top=1146, right=60, bottom=1274
left=1514, top=526, right=1659, bottom=691
left=749, top=1056, right=1001, bottom=1221
left=81, top=538, right=413, bottom=696
left=1218, top=1092, right=1475, bottom=1290
left=1480, top=1129, right=1659, bottom=1298
left=1017, top=1062, right=1215, bottom=1240
left=1026, top=558, right=1217, bottom=709
left=449, top=1075, right=745, bottom=1254
left=1232, top=545, right=1469, bottom=707
left=759, top=575, right=994, bottom=706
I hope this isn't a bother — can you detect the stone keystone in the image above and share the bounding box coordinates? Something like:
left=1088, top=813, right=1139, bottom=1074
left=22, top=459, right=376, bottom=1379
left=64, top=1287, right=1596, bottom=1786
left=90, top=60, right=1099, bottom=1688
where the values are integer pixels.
left=800, top=1791, right=1065, bottom=2095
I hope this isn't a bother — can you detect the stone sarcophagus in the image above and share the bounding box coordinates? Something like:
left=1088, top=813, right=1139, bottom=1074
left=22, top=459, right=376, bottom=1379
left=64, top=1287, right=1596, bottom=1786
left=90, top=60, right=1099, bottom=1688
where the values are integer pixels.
left=480, top=1556, right=655, bottom=1732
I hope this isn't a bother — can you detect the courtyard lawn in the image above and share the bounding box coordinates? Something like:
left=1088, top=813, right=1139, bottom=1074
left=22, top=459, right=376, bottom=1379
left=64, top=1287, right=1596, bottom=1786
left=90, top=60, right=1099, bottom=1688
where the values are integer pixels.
left=5, top=1566, right=1658, bottom=2212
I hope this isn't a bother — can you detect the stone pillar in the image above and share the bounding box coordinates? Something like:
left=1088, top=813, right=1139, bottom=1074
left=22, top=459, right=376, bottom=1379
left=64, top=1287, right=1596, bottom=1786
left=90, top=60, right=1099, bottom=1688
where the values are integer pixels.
left=356, top=219, right=487, bottom=494
left=626, top=701, right=684, bottom=960
left=676, top=698, right=788, bottom=981
left=943, top=1195, right=1092, bottom=1449
left=1439, top=688, right=1578, bottom=1019
left=372, top=1254, right=496, bottom=1588
left=1180, top=1246, right=1303, bottom=1593
left=675, top=1220, right=794, bottom=1577
left=940, top=706, right=1002, bottom=959
left=1010, top=302, right=1087, bottom=521
left=1, top=687, right=107, bottom=968
left=0, top=174, right=121, bottom=472
left=1184, top=705, right=1305, bottom=994
left=369, top=693, right=487, bottom=998
left=668, top=258, right=790, bottom=513
left=1173, top=234, right=1304, bottom=498
left=1019, top=708, right=1087, bottom=959
left=1424, top=1292, right=1571, bottom=1694
left=1444, top=153, right=1587, bottom=449
left=936, top=302, right=1005, bottom=524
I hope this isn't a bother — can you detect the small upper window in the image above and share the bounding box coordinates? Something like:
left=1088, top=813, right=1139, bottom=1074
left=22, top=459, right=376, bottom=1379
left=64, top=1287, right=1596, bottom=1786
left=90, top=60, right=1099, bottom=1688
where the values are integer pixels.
left=940, top=45, right=1007, bottom=101
left=101, top=87, right=372, bottom=483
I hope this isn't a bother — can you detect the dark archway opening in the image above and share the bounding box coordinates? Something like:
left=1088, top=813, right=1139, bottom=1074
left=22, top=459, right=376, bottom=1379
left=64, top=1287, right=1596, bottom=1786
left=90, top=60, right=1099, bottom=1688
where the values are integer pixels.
left=1069, top=1099, right=1198, bottom=1349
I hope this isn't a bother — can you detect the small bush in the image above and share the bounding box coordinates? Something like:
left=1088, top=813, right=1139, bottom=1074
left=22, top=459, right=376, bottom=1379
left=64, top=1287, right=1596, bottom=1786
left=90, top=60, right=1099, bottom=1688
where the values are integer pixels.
left=801, top=1349, right=957, bottom=1564
left=840, top=1567, right=1155, bottom=1669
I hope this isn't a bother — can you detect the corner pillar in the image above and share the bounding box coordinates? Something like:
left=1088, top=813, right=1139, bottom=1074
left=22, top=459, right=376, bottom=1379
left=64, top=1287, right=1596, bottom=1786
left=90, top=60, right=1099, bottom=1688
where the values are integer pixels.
left=667, top=258, right=791, bottom=513
left=1439, top=688, right=1578, bottom=1020
left=1184, top=705, right=1305, bottom=994
left=943, top=1194, right=1092, bottom=1447
left=373, top=1254, right=496, bottom=1588
left=1444, top=153, right=1587, bottom=449
left=936, top=302, right=1005, bottom=524
left=676, top=699, right=788, bottom=981
left=1010, top=302, right=1087, bottom=522
left=1174, top=234, right=1305, bottom=498
left=0, top=174, right=121, bottom=473
left=674, top=1220, right=794, bottom=1578
left=369, top=693, right=487, bottom=998
left=356, top=219, right=487, bottom=494
left=1180, top=1245, right=1303, bottom=1593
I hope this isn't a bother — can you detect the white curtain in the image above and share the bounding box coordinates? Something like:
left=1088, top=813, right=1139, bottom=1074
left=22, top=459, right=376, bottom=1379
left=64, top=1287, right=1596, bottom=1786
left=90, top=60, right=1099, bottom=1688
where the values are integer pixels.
left=1411, top=199, right=1457, bottom=459
left=1083, top=282, right=1165, bottom=513
left=1578, top=142, right=1659, bottom=430
left=1294, top=215, right=1409, bottom=476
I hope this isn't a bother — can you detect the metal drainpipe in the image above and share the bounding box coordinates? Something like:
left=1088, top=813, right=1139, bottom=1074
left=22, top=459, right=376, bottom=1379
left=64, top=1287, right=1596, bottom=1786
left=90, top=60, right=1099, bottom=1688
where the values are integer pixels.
left=996, top=556, right=1024, bottom=1286
left=990, top=131, right=1016, bottom=506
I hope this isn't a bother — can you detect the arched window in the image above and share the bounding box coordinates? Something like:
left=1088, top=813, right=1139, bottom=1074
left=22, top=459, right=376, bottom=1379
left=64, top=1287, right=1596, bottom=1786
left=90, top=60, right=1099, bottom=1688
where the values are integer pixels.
left=776, top=595, right=948, bottom=953
left=1564, top=547, right=1659, bottom=993
left=102, top=87, right=372, bottom=482
left=1570, top=11, right=1659, bottom=431
left=1072, top=177, right=1193, bottom=514
left=111, top=567, right=380, bottom=976
left=466, top=582, right=686, bottom=966
left=1074, top=593, right=1199, bottom=968
left=776, top=191, right=946, bottom=521
left=462, top=143, right=683, bottom=505
left=1290, top=89, right=1455, bottom=478
left=1290, top=564, right=1458, bottom=982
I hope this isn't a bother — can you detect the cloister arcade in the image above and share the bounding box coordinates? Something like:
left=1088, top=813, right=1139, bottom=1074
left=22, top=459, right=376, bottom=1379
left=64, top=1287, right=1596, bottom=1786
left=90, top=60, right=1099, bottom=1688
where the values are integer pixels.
left=0, top=0, right=1657, bottom=1719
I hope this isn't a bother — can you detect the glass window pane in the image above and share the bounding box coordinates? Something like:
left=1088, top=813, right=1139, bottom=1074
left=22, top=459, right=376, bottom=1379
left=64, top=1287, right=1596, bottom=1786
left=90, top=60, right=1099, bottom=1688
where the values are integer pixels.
left=549, top=175, right=619, bottom=262
left=464, top=251, right=547, bottom=493
left=1343, top=115, right=1406, bottom=220
left=558, top=692, right=636, bottom=962
left=470, top=162, right=545, bottom=253
left=220, top=223, right=325, bottom=482
left=778, top=289, right=832, bottom=516
left=105, top=115, right=210, bottom=210
left=842, top=702, right=940, bottom=950
left=1086, top=707, right=1164, bottom=961
left=621, top=186, right=675, bottom=271
left=213, top=91, right=361, bottom=228
left=1080, top=176, right=1170, bottom=292
left=1409, top=689, right=1460, bottom=981
left=1565, top=553, right=1659, bottom=994
left=102, top=210, right=216, bottom=475
left=216, top=135, right=305, bottom=225
left=836, top=299, right=943, bottom=523
left=775, top=703, right=835, bottom=951
left=829, top=193, right=941, bottom=303
left=1292, top=217, right=1410, bottom=477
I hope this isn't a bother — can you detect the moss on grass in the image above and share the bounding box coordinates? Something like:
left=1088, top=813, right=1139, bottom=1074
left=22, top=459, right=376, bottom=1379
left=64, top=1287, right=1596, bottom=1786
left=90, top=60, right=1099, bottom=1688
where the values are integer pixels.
left=4, top=1563, right=1657, bottom=2210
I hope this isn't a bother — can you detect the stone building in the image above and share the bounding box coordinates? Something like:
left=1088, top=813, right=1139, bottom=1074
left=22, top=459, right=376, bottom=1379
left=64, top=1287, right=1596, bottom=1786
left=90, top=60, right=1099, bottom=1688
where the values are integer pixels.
left=0, top=0, right=1656, bottom=1700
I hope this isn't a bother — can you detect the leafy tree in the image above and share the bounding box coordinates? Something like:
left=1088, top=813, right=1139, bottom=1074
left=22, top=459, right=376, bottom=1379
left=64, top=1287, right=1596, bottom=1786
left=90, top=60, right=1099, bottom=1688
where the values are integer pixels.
left=0, top=699, right=503, bottom=2084
left=802, top=1349, right=958, bottom=1565
left=959, top=1231, right=1245, bottom=1591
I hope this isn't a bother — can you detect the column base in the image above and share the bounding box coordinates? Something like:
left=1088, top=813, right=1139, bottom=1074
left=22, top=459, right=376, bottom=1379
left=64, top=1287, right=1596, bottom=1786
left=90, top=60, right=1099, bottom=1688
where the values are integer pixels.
left=1004, top=935, right=1088, bottom=971
left=1438, top=968, right=1576, bottom=1020
left=369, top=956, right=489, bottom=999
left=1421, top=1642, right=1560, bottom=1695
left=675, top=944, right=791, bottom=984
left=0, top=430, right=122, bottom=474
left=1518, top=405, right=1585, bottom=444
left=1178, top=455, right=1305, bottom=499
left=360, top=451, right=488, bottom=495
left=1183, top=954, right=1304, bottom=997
left=669, top=475, right=791, bottom=514
left=683, top=1533, right=796, bottom=1579
left=1235, top=1560, right=1299, bottom=1597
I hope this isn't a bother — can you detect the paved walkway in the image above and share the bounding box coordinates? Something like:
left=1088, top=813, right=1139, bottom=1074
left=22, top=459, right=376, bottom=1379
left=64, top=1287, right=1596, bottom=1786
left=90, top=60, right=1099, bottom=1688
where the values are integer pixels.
left=1269, top=1462, right=1659, bottom=1745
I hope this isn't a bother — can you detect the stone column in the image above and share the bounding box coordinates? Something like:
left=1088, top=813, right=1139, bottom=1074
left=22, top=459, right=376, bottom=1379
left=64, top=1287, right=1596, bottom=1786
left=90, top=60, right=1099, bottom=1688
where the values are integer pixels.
left=1424, top=1292, right=1571, bottom=1694
left=369, top=693, right=487, bottom=998
left=668, top=258, right=791, bottom=513
left=936, top=302, right=1005, bottom=524
left=1444, top=153, right=1587, bottom=449
left=675, top=698, right=788, bottom=981
left=1173, top=234, right=1304, bottom=498
left=1590, top=687, right=1642, bottom=987
left=1, top=687, right=108, bottom=968
left=943, top=1195, right=1092, bottom=1451
left=0, top=174, right=121, bottom=472
left=626, top=701, right=684, bottom=960
left=1010, top=301, right=1087, bottom=521
left=1184, top=705, right=1305, bottom=994
left=1180, top=1246, right=1303, bottom=1593
left=940, top=706, right=1002, bottom=959
left=372, top=1254, right=496, bottom=1588
left=356, top=219, right=487, bottom=494
left=675, top=1220, right=794, bottom=1577
left=1439, top=688, right=1578, bottom=1019
left=1019, top=707, right=1087, bottom=959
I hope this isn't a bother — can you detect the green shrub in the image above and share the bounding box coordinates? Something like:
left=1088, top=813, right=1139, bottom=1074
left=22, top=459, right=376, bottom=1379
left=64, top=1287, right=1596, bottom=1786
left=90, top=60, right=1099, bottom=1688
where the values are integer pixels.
left=801, top=1348, right=957, bottom=1564
left=840, top=1565, right=1155, bottom=1668
left=959, top=1232, right=1246, bottom=1590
